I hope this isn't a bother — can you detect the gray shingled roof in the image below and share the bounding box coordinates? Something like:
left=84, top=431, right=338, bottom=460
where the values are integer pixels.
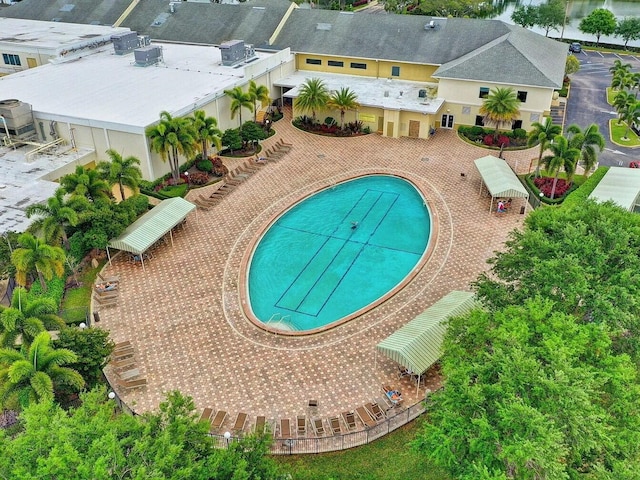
left=0, top=0, right=131, bottom=25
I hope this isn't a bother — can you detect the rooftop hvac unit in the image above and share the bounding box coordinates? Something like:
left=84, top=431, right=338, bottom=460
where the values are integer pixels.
left=220, top=39, right=246, bottom=66
left=0, top=99, right=35, bottom=139
left=425, top=20, right=436, bottom=30
left=112, top=31, right=139, bottom=55
left=418, top=89, right=427, bottom=98
left=138, top=35, right=151, bottom=47
left=134, top=46, right=163, bottom=66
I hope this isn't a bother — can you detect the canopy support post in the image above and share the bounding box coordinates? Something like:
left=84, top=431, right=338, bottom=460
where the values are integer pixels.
left=106, top=247, right=112, bottom=266
left=141, top=255, right=146, bottom=273
left=169, top=229, right=174, bottom=247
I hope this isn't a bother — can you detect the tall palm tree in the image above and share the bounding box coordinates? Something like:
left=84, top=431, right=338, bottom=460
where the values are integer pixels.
left=248, top=81, right=271, bottom=123
left=617, top=99, right=640, bottom=140
left=294, top=78, right=330, bottom=124
left=327, top=87, right=360, bottom=129
left=0, top=288, right=65, bottom=348
left=97, top=149, right=143, bottom=201
left=25, top=188, right=80, bottom=248
left=566, top=123, right=605, bottom=177
left=223, top=86, right=253, bottom=130
left=189, top=110, right=222, bottom=160
left=608, top=59, right=632, bottom=77
left=0, top=331, right=84, bottom=408
left=60, top=165, right=111, bottom=202
left=542, top=135, right=581, bottom=199
left=479, top=87, right=521, bottom=135
left=11, top=233, right=65, bottom=291
left=146, top=111, right=197, bottom=183
left=526, top=117, right=562, bottom=176
left=611, top=71, right=634, bottom=92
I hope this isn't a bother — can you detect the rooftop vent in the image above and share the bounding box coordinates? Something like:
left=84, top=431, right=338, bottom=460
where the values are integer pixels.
left=134, top=45, right=163, bottom=67
left=219, top=40, right=255, bottom=67
left=425, top=20, right=437, bottom=30
left=316, top=23, right=332, bottom=31
left=112, top=31, right=139, bottom=55
left=418, top=89, right=427, bottom=98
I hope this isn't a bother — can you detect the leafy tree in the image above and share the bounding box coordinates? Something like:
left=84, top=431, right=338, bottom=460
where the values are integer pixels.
left=414, top=0, right=495, bottom=18
left=613, top=90, right=635, bottom=118
left=97, top=149, right=142, bottom=201
left=60, top=165, right=111, bottom=203
left=221, top=128, right=243, bottom=154
left=565, top=54, right=580, bottom=76
left=542, top=134, right=581, bottom=197
left=526, top=116, right=562, bottom=175
left=79, top=198, right=137, bottom=251
left=612, top=70, right=634, bottom=92
left=511, top=4, right=537, bottom=28
left=615, top=16, right=640, bottom=49
left=189, top=110, right=222, bottom=160
left=565, top=123, right=605, bottom=177
left=248, top=80, right=271, bottom=123
left=24, top=188, right=83, bottom=249
left=146, top=111, right=197, bottom=183
left=0, top=231, right=18, bottom=280
left=240, top=121, right=267, bottom=152
left=0, top=287, right=65, bottom=348
left=579, top=8, right=617, bottom=46
left=536, top=0, right=566, bottom=36
left=294, top=78, right=330, bottom=123
left=616, top=97, right=640, bottom=139
left=224, top=86, right=254, bottom=130
left=0, top=331, right=84, bottom=408
left=327, top=87, right=360, bottom=129
left=11, top=233, right=65, bottom=291
left=479, top=87, right=521, bottom=135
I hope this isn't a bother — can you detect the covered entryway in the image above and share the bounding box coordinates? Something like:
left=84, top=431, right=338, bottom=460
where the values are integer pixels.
left=441, top=114, right=454, bottom=129
left=474, top=155, right=529, bottom=213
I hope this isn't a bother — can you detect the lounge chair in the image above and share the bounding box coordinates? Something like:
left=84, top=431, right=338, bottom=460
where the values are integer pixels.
left=329, top=416, right=342, bottom=435
left=233, top=412, right=248, bottom=433
left=94, top=297, right=118, bottom=308
left=311, top=418, right=326, bottom=436
left=355, top=406, right=376, bottom=429
left=376, top=395, right=394, bottom=411
left=117, top=378, right=147, bottom=390
left=118, top=368, right=140, bottom=382
left=114, top=341, right=131, bottom=351
left=223, top=174, right=243, bottom=186
left=210, top=410, right=227, bottom=432
left=111, top=356, right=135, bottom=370
left=112, top=348, right=134, bottom=361
left=279, top=138, right=293, bottom=147
left=279, top=418, right=293, bottom=439
left=364, top=402, right=385, bottom=422
left=98, top=272, right=121, bottom=283
left=194, top=198, right=214, bottom=210
left=275, top=139, right=292, bottom=152
left=341, top=411, right=356, bottom=431
left=264, top=148, right=285, bottom=160
left=197, top=194, right=219, bottom=205
left=255, top=415, right=266, bottom=434
left=95, top=290, right=119, bottom=299
left=199, top=407, right=213, bottom=423
left=296, top=415, right=307, bottom=437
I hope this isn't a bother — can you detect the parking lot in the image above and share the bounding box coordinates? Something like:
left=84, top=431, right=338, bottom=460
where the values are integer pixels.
left=565, top=49, right=640, bottom=167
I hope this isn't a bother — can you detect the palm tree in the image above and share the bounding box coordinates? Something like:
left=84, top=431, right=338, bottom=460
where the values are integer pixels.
left=566, top=123, right=605, bottom=177
left=617, top=99, right=640, bottom=140
left=479, top=87, right=521, bottom=135
left=248, top=81, right=271, bottom=123
left=611, top=71, right=634, bottom=92
left=224, top=86, right=253, bottom=130
left=0, top=331, right=84, bottom=408
left=526, top=117, right=562, bottom=176
left=189, top=110, right=222, bottom=160
left=608, top=59, right=632, bottom=77
left=60, top=165, right=111, bottom=202
left=25, top=188, right=80, bottom=248
left=11, top=233, right=65, bottom=291
left=0, top=287, right=65, bottom=348
left=542, top=135, right=581, bottom=199
left=146, top=111, right=197, bottom=183
left=97, top=149, right=143, bottom=201
left=327, top=87, right=360, bottom=129
left=294, top=78, right=330, bottom=124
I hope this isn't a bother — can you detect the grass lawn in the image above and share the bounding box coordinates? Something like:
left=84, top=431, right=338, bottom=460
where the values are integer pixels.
left=274, top=421, right=449, bottom=480
left=609, top=119, right=640, bottom=147
left=158, top=184, right=188, bottom=198
left=59, top=260, right=104, bottom=325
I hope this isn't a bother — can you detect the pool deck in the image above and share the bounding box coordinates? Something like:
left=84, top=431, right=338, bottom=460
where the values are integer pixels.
left=100, top=113, right=533, bottom=436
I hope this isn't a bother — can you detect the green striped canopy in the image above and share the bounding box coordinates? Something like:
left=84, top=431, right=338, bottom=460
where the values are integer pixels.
left=108, top=197, right=195, bottom=255
left=589, top=166, right=640, bottom=212
left=376, top=291, right=477, bottom=375
left=474, top=155, right=529, bottom=199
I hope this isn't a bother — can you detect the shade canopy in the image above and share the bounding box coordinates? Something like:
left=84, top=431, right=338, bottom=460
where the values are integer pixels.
left=589, top=167, right=640, bottom=212
left=108, top=197, right=195, bottom=255
left=474, top=155, right=529, bottom=199
left=376, top=291, right=477, bottom=375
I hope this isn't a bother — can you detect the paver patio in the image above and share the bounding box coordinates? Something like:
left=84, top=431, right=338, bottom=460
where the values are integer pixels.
left=99, top=114, right=534, bottom=436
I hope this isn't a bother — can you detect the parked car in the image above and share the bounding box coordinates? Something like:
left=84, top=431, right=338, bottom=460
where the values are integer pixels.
left=629, top=161, right=640, bottom=168
left=569, top=42, right=582, bottom=53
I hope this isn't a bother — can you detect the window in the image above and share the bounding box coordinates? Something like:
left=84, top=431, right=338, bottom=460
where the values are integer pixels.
left=391, top=66, right=400, bottom=77
left=479, top=87, right=490, bottom=99
left=2, top=54, right=21, bottom=66
left=475, top=115, right=484, bottom=126
left=530, top=113, right=540, bottom=123
left=350, top=62, right=367, bottom=70
left=328, top=60, right=344, bottom=67
left=305, top=58, right=321, bottom=65
left=462, top=106, right=471, bottom=115
left=517, top=91, right=528, bottom=102
left=512, top=120, right=523, bottom=129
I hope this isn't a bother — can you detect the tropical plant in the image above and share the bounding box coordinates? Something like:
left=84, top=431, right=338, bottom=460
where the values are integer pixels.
left=294, top=78, right=330, bottom=123
left=579, top=8, right=617, bottom=46
left=618, top=99, right=640, bottom=139
left=565, top=54, right=580, bottom=76
left=0, top=287, right=65, bottom=348
left=240, top=121, right=267, bottom=151
left=248, top=81, right=271, bottom=123
left=60, top=165, right=111, bottom=202
left=479, top=87, right=521, bottom=135
left=224, top=86, right=254, bottom=130
left=613, top=90, right=635, bottom=116
left=611, top=70, right=634, bottom=92
left=221, top=128, right=243, bottom=154
left=527, top=117, right=562, bottom=175
left=25, top=188, right=83, bottom=248
left=11, top=233, right=65, bottom=291
left=0, top=331, right=84, bottom=408
left=146, top=111, right=197, bottom=183
left=566, top=123, right=606, bottom=177
left=541, top=134, right=581, bottom=198
left=189, top=110, right=222, bottom=160
left=615, top=17, right=640, bottom=50
left=97, top=149, right=143, bottom=201
left=608, top=59, right=632, bottom=77
left=327, top=87, right=360, bottom=129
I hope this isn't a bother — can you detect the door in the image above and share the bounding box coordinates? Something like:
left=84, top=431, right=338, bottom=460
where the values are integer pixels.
left=386, top=121, right=394, bottom=137
left=27, top=58, right=37, bottom=69
left=377, top=116, right=384, bottom=133
left=441, top=114, right=454, bottom=129
left=408, top=120, right=420, bottom=138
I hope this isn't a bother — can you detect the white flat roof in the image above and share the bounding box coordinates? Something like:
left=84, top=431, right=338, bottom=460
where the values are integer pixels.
left=276, top=71, right=445, bottom=114
left=0, top=42, right=280, bottom=129
left=589, top=166, right=640, bottom=212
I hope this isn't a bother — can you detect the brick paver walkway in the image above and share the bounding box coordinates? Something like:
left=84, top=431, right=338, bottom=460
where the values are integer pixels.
left=100, top=115, right=535, bottom=435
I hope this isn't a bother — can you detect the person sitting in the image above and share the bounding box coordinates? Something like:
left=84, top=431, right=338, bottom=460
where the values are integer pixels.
left=351, top=221, right=359, bottom=230
left=497, top=200, right=505, bottom=213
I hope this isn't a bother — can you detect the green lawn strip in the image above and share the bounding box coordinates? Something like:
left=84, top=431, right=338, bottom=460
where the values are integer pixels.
left=606, top=87, right=617, bottom=105
left=274, top=421, right=449, bottom=480
left=158, top=183, right=188, bottom=198
left=609, top=119, right=640, bottom=148
left=59, top=260, right=104, bottom=324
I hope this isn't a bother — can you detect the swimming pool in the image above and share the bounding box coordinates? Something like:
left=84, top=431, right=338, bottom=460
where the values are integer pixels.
left=246, top=175, right=432, bottom=333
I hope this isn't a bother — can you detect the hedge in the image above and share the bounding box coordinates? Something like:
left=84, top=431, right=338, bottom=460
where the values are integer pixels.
left=562, top=166, right=609, bottom=209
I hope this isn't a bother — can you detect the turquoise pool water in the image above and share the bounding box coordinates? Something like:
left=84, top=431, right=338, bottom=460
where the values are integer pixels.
left=247, top=175, right=431, bottom=332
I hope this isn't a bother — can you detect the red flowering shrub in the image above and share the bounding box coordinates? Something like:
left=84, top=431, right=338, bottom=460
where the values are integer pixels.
left=534, top=177, right=571, bottom=198
left=188, top=172, right=210, bottom=185
left=483, top=134, right=495, bottom=146
left=497, top=135, right=510, bottom=147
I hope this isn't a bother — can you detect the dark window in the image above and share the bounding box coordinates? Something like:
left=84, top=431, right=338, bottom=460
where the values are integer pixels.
left=391, top=66, right=400, bottom=77
left=517, top=91, right=527, bottom=102
left=475, top=115, right=484, bottom=126
left=328, top=60, right=344, bottom=67
left=479, top=87, right=489, bottom=99
left=305, top=58, right=321, bottom=65
left=350, top=62, right=367, bottom=70
left=2, top=54, right=21, bottom=66
left=512, top=120, right=523, bottom=129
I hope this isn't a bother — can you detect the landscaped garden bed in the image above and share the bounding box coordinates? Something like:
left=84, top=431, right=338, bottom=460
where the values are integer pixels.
left=457, top=125, right=528, bottom=149
left=293, top=116, right=371, bottom=137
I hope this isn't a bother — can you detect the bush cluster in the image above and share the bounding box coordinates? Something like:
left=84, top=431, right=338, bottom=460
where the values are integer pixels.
left=188, top=172, right=210, bottom=185
left=458, top=126, right=528, bottom=148
left=293, top=116, right=371, bottom=137
left=196, top=159, right=213, bottom=173
left=534, top=177, right=572, bottom=198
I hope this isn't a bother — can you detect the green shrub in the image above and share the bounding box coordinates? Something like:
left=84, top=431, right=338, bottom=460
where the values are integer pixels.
left=196, top=160, right=213, bottom=172
left=363, top=126, right=371, bottom=134
left=157, top=184, right=188, bottom=198
left=562, top=167, right=609, bottom=208
left=324, top=117, right=336, bottom=126
left=513, top=128, right=527, bottom=139
left=120, top=194, right=149, bottom=216
left=68, top=231, right=88, bottom=264
left=470, top=126, right=485, bottom=136
left=28, top=276, right=65, bottom=308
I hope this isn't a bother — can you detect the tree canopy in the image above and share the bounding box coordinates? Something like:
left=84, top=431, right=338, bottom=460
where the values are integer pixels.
left=615, top=17, right=640, bottom=49
left=579, top=8, right=617, bottom=46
